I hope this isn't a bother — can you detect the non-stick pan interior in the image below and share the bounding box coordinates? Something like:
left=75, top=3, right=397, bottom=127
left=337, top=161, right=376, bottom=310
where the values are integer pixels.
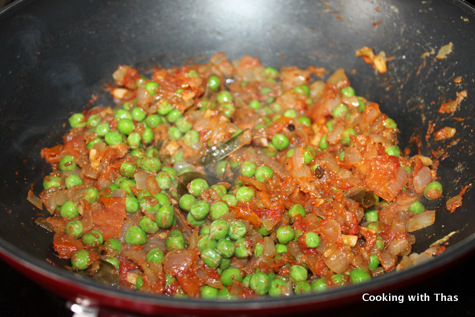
left=0, top=0, right=473, bottom=314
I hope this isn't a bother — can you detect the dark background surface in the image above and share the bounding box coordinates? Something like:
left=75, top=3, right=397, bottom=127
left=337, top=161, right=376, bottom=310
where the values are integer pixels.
left=1, top=255, right=474, bottom=316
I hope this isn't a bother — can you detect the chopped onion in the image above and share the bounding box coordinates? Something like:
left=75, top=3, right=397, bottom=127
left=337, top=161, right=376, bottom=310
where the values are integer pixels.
left=413, top=166, right=432, bottom=193
left=407, top=210, right=436, bottom=232
left=134, top=172, right=150, bottom=189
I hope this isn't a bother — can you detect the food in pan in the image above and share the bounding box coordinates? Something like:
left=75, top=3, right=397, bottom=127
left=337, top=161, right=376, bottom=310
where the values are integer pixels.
left=35, top=53, right=444, bottom=298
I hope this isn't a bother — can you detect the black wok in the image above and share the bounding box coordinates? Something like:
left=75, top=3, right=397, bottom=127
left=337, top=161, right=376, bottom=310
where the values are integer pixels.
left=0, top=0, right=474, bottom=315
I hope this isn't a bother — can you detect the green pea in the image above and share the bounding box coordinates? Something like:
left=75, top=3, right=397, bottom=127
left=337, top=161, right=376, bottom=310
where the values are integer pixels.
left=384, top=118, right=397, bottom=129
left=222, top=194, right=238, bottom=207
left=86, top=114, right=101, bottom=129
left=71, top=249, right=90, bottom=270
left=271, top=133, right=290, bottom=150
left=288, top=204, right=305, bottom=221
left=147, top=248, right=164, bottom=263
left=166, top=109, right=182, bottom=123
left=95, top=122, right=110, bottom=137
left=166, top=229, right=185, bottom=251
left=304, top=232, right=320, bottom=248
left=60, top=201, right=79, bottom=219
left=293, top=84, right=310, bottom=96
left=216, top=239, right=235, bottom=258
left=283, top=109, right=297, bottom=118
left=139, top=196, right=160, bottom=214
left=144, top=114, right=159, bottom=128
left=375, top=236, right=385, bottom=250
left=43, top=175, right=62, bottom=190
left=131, top=107, right=146, bottom=122
left=105, top=131, right=123, bottom=145
left=102, top=257, right=118, bottom=270
left=276, top=225, right=295, bottom=244
left=260, top=87, right=272, bottom=95
left=304, top=147, right=316, bottom=164
left=249, top=99, right=262, bottom=110
left=365, top=209, right=379, bottom=222
left=156, top=205, right=175, bottom=228
left=385, top=145, right=400, bottom=157
left=294, top=281, right=312, bottom=294
left=268, top=277, right=291, bottom=296
left=209, top=220, right=230, bottom=240
left=135, top=275, right=144, bottom=290
left=255, top=227, right=268, bottom=238
left=217, top=90, right=233, bottom=103
left=179, top=194, right=196, bottom=211
left=115, top=109, right=132, bottom=120
left=125, top=196, right=139, bottom=213
left=341, top=86, right=355, bottom=97
left=86, top=138, right=102, bottom=149
left=210, top=201, right=229, bottom=220
left=189, top=178, right=209, bottom=197
left=249, top=271, right=271, bottom=295
left=116, top=118, right=134, bottom=135
left=157, top=100, right=173, bottom=115
left=219, top=103, right=235, bottom=118
left=155, top=192, right=170, bottom=206
left=264, top=67, right=279, bottom=79
left=64, top=220, right=83, bottom=238
left=154, top=171, right=171, bottom=190
left=255, top=165, right=274, bottom=182
left=200, top=248, right=222, bottom=268
left=119, top=161, right=136, bottom=178
left=139, top=216, right=159, bottom=233
left=103, top=238, right=122, bottom=254
left=234, top=238, right=251, bottom=258
left=141, top=127, right=154, bottom=144
left=80, top=187, right=97, bottom=204
left=235, top=186, right=255, bottom=202
left=145, top=81, right=159, bottom=95
left=286, top=148, right=295, bottom=158
left=424, top=181, right=443, bottom=200
left=187, top=70, right=198, bottom=78
left=228, top=220, right=247, bottom=240
left=69, top=113, right=86, bottom=128
left=241, top=160, right=256, bottom=177
left=198, top=235, right=216, bottom=251
left=331, top=274, right=345, bottom=286
left=124, top=226, right=147, bottom=245
left=319, top=134, right=328, bottom=150
left=190, top=200, right=210, bottom=221
left=183, top=129, right=199, bottom=146
left=332, top=103, right=349, bottom=118
left=368, top=254, right=380, bottom=270
left=201, top=285, right=219, bottom=298
left=210, top=184, right=227, bottom=197
left=311, top=277, right=327, bottom=292
left=298, top=116, right=312, bottom=126
left=82, top=230, right=104, bottom=247
left=59, top=155, right=76, bottom=172
left=341, top=128, right=356, bottom=145
left=140, top=156, right=161, bottom=172
left=221, top=267, right=242, bottom=287
left=408, top=200, right=425, bottom=214
left=350, top=268, right=371, bottom=284
left=289, top=265, right=308, bottom=282
left=125, top=132, right=140, bottom=149
left=175, top=118, right=192, bottom=134
left=207, top=75, right=221, bottom=92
